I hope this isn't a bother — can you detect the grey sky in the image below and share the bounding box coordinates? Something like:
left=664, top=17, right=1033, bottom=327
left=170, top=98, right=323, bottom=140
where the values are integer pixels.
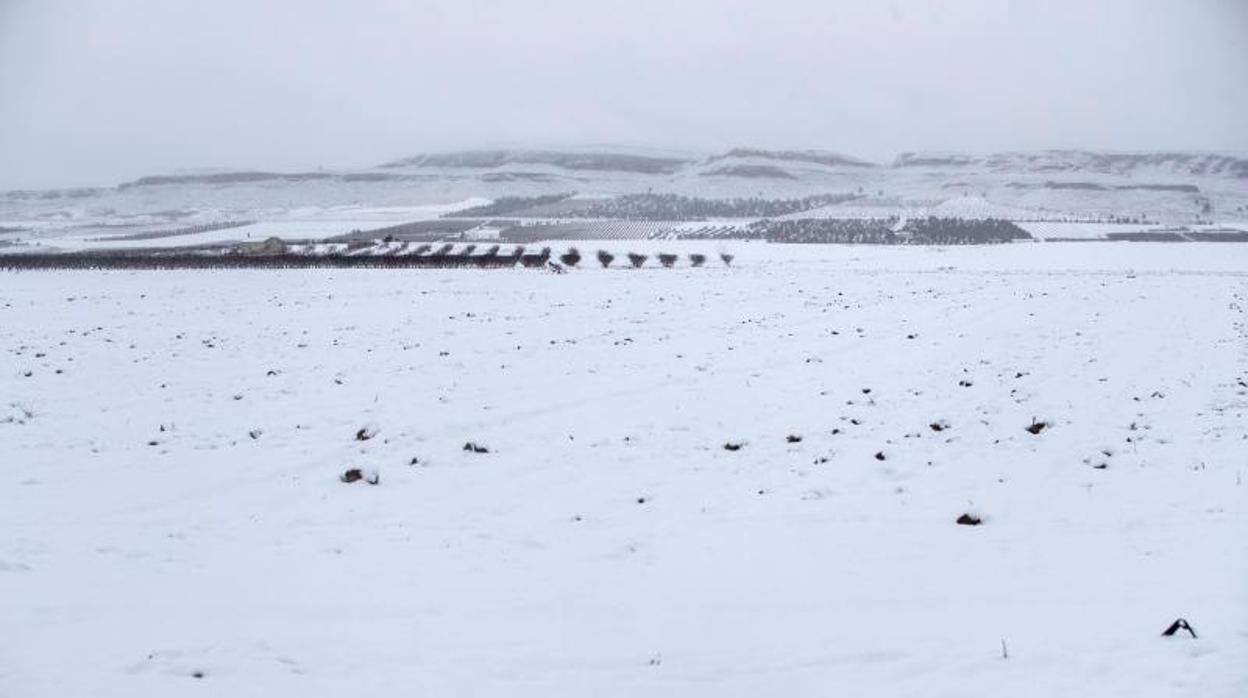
left=1, top=0, right=1245, bottom=190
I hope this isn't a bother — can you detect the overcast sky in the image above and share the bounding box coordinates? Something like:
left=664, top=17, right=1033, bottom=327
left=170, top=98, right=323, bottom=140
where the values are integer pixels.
left=1, top=0, right=1245, bottom=189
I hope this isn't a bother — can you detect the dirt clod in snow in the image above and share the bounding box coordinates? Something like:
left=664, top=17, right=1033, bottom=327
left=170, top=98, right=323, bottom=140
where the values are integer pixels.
left=1025, top=419, right=1050, bottom=435
left=786, top=434, right=803, bottom=443
left=463, top=442, right=489, bottom=453
left=340, top=468, right=379, bottom=485
left=723, top=442, right=744, bottom=451
left=956, top=513, right=983, bottom=526
left=355, top=426, right=377, bottom=441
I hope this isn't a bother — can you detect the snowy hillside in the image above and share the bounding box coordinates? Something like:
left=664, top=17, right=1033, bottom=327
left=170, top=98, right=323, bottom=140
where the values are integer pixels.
left=2, top=148, right=1245, bottom=237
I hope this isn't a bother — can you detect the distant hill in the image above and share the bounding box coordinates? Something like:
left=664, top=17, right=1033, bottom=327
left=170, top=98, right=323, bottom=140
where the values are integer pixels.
left=704, top=148, right=876, bottom=168
left=5, top=146, right=1245, bottom=227
left=380, top=149, right=692, bottom=175
left=896, top=150, right=1248, bottom=178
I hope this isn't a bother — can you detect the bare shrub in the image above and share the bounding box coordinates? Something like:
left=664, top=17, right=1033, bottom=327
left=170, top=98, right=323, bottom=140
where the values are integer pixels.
left=559, top=247, right=582, bottom=267
left=720, top=252, right=735, bottom=266
left=689, top=253, right=707, bottom=267
left=657, top=253, right=678, bottom=268
left=596, top=250, right=614, bottom=268
left=520, top=247, right=551, bottom=268
left=627, top=253, right=648, bottom=269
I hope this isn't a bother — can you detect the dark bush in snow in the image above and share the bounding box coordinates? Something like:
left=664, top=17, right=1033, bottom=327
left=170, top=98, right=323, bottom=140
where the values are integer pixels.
left=720, top=252, right=735, bottom=267
left=689, top=253, right=707, bottom=267
left=657, top=253, right=678, bottom=268
left=520, top=247, right=552, bottom=268
left=559, top=248, right=582, bottom=267
left=597, top=250, right=614, bottom=268
left=627, top=253, right=648, bottom=268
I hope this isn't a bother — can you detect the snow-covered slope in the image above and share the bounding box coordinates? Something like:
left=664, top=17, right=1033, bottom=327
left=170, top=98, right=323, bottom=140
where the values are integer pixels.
left=893, top=150, right=1248, bottom=179
left=2, top=148, right=1245, bottom=232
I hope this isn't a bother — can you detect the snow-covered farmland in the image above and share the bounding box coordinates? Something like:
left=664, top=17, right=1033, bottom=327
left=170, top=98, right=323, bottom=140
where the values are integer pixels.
left=7, top=200, right=491, bottom=252
left=1016, top=221, right=1166, bottom=241
left=1, top=243, right=1245, bottom=697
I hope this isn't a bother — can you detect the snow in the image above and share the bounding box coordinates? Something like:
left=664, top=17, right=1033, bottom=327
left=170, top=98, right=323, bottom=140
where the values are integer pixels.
left=784, top=196, right=1050, bottom=222
left=1017, top=222, right=1167, bottom=241
left=1, top=243, right=1245, bottom=697
left=927, top=195, right=1044, bottom=220
left=6, top=200, right=492, bottom=252
left=38, top=224, right=272, bottom=251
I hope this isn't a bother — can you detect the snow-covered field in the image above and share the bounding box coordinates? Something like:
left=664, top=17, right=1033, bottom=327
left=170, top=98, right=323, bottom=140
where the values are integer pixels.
left=2, top=243, right=1245, bottom=697
left=1016, top=221, right=1166, bottom=241
left=4, top=200, right=490, bottom=252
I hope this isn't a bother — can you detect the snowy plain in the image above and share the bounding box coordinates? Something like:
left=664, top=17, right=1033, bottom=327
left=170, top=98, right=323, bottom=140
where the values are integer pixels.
left=1, top=242, right=1245, bottom=697
left=9, top=200, right=491, bottom=253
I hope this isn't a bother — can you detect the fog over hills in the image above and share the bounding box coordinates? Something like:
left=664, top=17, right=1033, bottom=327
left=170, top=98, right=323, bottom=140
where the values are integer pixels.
left=8, top=147, right=1247, bottom=192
